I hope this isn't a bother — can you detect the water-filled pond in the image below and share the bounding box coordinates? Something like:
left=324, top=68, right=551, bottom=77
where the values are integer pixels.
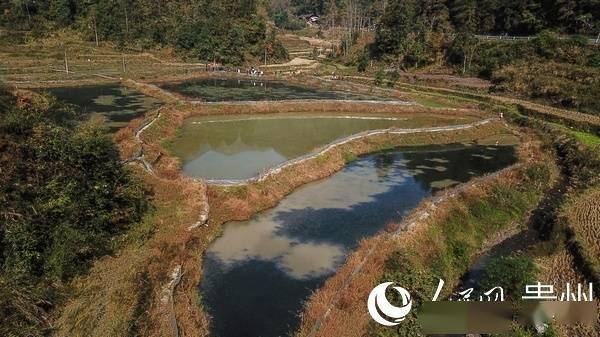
left=201, top=144, right=517, bottom=337
left=46, top=84, right=161, bottom=131
left=158, top=78, right=387, bottom=101
left=169, top=113, right=476, bottom=180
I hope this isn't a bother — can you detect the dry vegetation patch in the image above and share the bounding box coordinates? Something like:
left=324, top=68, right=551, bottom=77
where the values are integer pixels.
left=535, top=244, right=600, bottom=337
left=562, top=186, right=600, bottom=278
left=54, top=166, right=211, bottom=337
left=121, top=79, right=182, bottom=104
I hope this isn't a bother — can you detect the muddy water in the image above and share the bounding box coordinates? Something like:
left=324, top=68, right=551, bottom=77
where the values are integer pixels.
left=201, top=144, right=517, bottom=337
left=46, top=84, right=161, bottom=131
left=170, top=113, right=475, bottom=180
left=158, top=78, right=387, bottom=101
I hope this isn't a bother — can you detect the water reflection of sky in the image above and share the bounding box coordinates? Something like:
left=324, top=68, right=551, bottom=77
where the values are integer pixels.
left=201, top=145, right=517, bottom=337
left=208, top=158, right=411, bottom=279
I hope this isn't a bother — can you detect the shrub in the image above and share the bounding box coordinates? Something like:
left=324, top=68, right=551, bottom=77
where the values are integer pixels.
left=374, top=67, right=385, bottom=86
left=0, top=89, right=148, bottom=334
left=357, top=51, right=369, bottom=72
left=588, top=53, right=600, bottom=67
left=387, top=70, right=400, bottom=87
left=478, top=255, right=538, bottom=300
left=272, top=10, right=306, bottom=31
left=534, top=30, right=561, bottom=58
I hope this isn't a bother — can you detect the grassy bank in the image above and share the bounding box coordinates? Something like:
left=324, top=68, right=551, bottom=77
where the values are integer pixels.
left=370, top=161, right=555, bottom=336
left=53, top=168, right=211, bottom=337
left=472, top=107, right=599, bottom=336
left=562, top=187, right=600, bottom=285
left=531, top=134, right=600, bottom=337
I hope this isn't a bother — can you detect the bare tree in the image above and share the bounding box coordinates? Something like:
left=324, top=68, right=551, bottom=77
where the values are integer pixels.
left=91, top=7, right=99, bottom=47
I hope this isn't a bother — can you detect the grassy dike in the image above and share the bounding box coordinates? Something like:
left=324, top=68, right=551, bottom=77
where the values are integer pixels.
left=206, top=120, right=510, bottom=226
left=369, top=161, right=556, bottom=336
left=341, top=76, right=600, bottom=135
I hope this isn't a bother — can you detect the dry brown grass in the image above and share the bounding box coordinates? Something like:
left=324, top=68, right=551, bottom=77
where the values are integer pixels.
left=193, top=100, right=483, bottom=117
left=562, top=186, right=600, bottom=278
left=297, top=235, right=396, bottom=337
left=494, top=95, right=600, bottom=130
left=0, top=33, right=207, bottom=86
left=536, top=244, right=600, bottom=337
left=112, top=110, right=149, bottom=160
left=121, top=79, right=182, bottom=104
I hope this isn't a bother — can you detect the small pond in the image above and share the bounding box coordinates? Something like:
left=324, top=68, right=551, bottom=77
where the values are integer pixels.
left=201, top=144, right=518, bottom=337
left=158, top=78, right=387, bottom=101
left=170, top=113, right=475, bottom=180
left=46, top=84, right=161, bottom=131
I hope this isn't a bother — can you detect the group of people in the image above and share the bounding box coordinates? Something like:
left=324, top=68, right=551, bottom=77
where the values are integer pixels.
left=245, top=67, right=264, bottom=76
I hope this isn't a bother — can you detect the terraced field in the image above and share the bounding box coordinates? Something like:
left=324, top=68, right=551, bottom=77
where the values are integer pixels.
left=563, top=187, right=600, bottom=277
left=536, top=247, right=600, bottom=337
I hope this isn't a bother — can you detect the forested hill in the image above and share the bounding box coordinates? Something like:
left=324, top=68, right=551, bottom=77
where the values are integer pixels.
left=272, top=1, right=598, bottom=114
left=289, top=0, right=599, bottom=36
left=0, top=0, right=287, bottom=64
left=3, top=1, right=597, bottom=64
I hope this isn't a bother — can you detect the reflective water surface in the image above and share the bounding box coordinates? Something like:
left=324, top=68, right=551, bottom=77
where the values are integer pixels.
left=170, top=113, right=474, bottom=180
left=158, top=78, right=387, bottom=101
left=47, top=84, right=161, bottom=131
left=201, top=144, right=517, bottom=337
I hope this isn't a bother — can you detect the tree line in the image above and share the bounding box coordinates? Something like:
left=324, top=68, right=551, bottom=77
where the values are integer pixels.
left=0, top=0, right=287, bottom=64
left=296, top=0, right=598, bottom=114
left=289, top=0, right=599, bottom=36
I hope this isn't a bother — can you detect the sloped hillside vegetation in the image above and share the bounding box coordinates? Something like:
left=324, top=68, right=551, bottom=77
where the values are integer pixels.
left=0, top=86, right=147, bottom=336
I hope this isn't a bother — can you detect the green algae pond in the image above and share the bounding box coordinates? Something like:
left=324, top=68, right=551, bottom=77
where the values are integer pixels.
left=167, top=112, right=478, bottom=180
